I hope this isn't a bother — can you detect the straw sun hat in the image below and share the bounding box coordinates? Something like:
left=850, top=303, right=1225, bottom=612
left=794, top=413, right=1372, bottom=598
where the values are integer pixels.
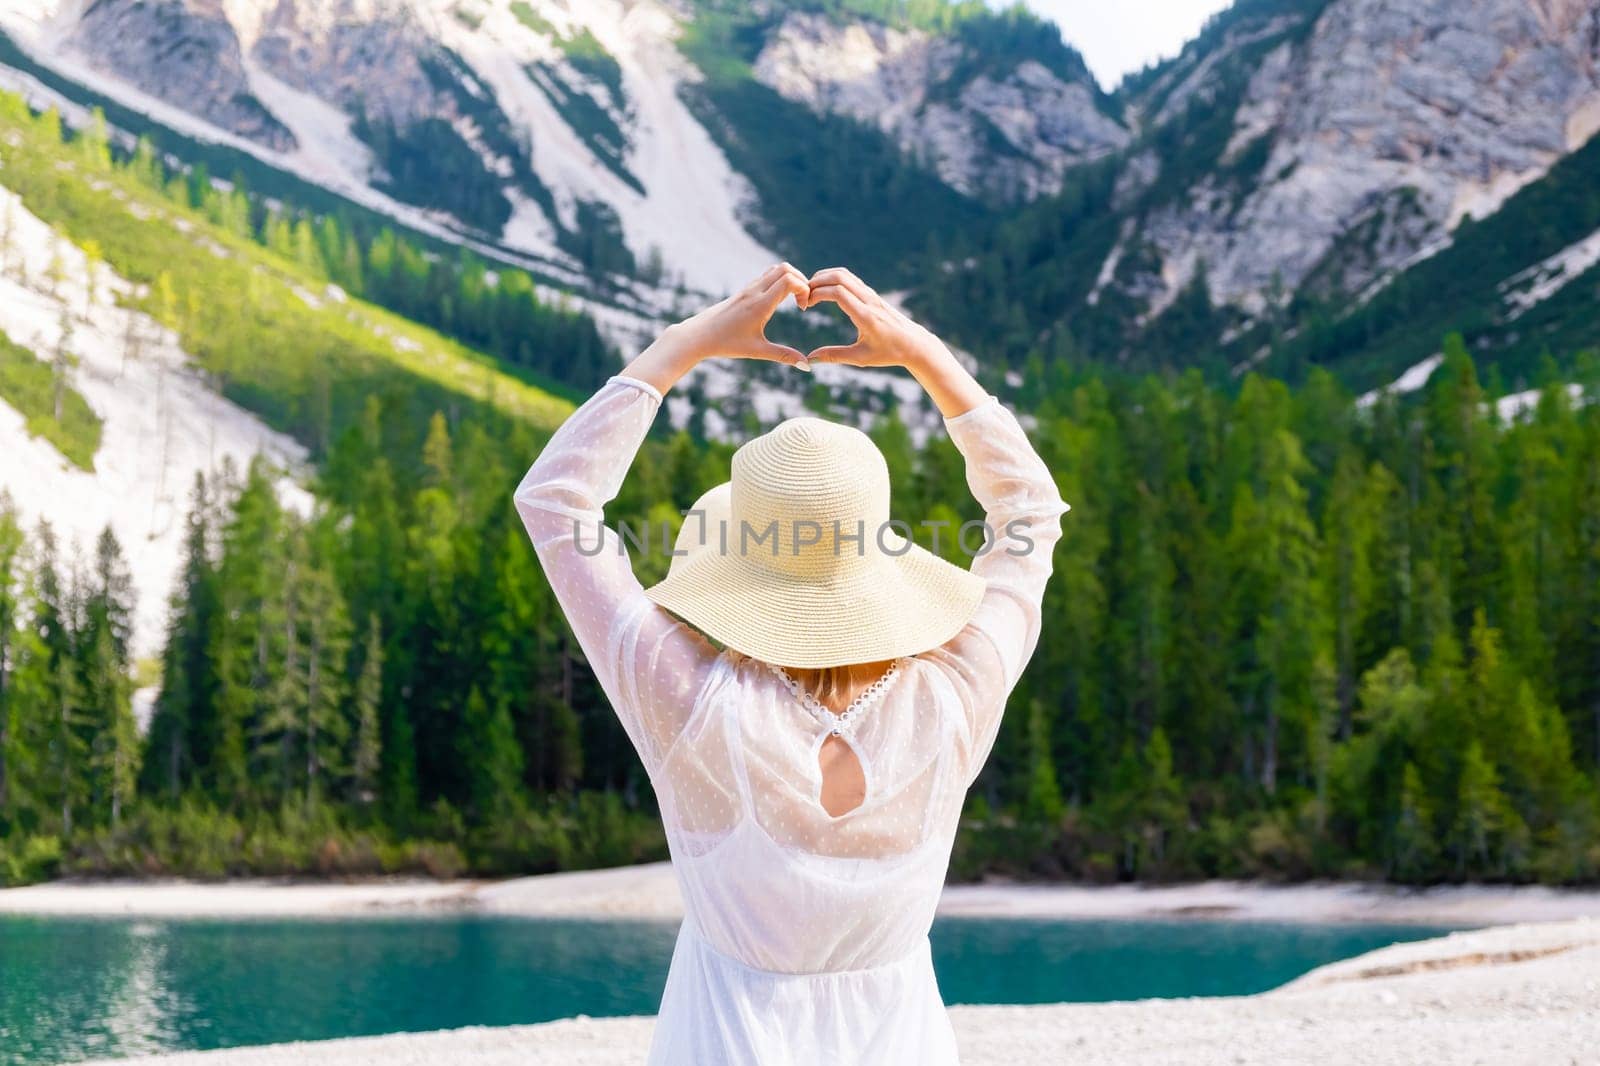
left=643, top=416, right=986, bottom=669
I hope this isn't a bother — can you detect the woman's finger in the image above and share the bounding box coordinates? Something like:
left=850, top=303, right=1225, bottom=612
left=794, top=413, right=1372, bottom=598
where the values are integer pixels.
left=747, top=338, right=811, bottom=370
left=805, top=343, right=869, bottom=366
left=808, top=267, right=876, bottom=305
left=805, top=283, right=871, bottom=329
left=784, top=264, right=810, bottom=308
left=758, top=272, right=808, bottom=313
left=744, top=262, right=791, bottom=298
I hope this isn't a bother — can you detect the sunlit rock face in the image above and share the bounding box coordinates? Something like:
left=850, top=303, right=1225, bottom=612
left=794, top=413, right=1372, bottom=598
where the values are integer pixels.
left=65, top=0, right=297, bottom=150
left=752, top=11, right=1130, bottom=201
left=248, top=0, right=445, bottom=129
left=1105, top=0, right=1600, bottom=319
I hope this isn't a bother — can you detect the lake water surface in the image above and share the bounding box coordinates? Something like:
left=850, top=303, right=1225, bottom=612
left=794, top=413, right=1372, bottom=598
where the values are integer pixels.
left=0, top=914, right=1460, bottom=1065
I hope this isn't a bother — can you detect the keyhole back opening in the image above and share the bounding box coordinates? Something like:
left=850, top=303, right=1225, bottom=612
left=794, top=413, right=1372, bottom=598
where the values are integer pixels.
left=769, top=658, right=905, bottom=823
left=817, top=733, right=867, bottom=818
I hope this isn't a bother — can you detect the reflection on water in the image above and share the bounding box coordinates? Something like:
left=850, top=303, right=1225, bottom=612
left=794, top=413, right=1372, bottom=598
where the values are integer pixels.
left=0, top=913, right=1458, bottom=1066
left=1, top=915, right=680, bottom=1066
left=100, top=922, right=184, bottom=1059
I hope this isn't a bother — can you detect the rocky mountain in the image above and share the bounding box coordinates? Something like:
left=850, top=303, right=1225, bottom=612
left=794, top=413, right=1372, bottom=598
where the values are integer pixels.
left=914, top=0, right=1600, bottom=391
left=749, top=8, right=1127, bottom=200
left=69, top=0, right=298, bottom=151
left=0, top=0, right=1113, bottom=306
left=0, top=0, right=1597, bottom=394
left=1102, top=0, right=1600, bottom=322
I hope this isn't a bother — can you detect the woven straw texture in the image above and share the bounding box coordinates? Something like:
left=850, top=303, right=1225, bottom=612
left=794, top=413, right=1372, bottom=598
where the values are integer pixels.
left=646, top=417, right=986, bottom=668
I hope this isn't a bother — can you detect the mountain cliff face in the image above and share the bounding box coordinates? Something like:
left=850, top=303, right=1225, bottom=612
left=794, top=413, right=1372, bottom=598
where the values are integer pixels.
left=751, top=10, right=1128, bottom=200
left=907, top=0, right=1600, bottom=390
left=1102, top=0, right=1600, bottom=320
left=2, top=0, right=1598, bottom=390
left=67, top=0, right=297, bottom=150
left=248, top=0, right=445, bottom=129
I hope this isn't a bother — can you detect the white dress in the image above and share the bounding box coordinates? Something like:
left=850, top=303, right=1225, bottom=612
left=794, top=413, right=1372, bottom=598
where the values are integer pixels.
left=513, top=375, right=1068, bottom=1065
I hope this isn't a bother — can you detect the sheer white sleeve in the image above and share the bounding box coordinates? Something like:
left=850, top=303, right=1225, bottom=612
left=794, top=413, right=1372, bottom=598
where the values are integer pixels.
left=512, top=374, right=721, bottom=777
left=920, top=395, right=1069, bottom=787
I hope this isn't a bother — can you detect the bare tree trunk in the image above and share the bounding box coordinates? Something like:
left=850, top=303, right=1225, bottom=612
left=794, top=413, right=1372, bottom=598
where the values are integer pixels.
left=59, top=691, right=73, bottom=836
left=111, top=745, right=124, bottom=827
left=306, top=642, right=320, bottom=808
left=1262, top=702, right=1279, bottom=795
left=166, top=728, right=182, bottom=800
left=0, top=663, right=9, bottom=814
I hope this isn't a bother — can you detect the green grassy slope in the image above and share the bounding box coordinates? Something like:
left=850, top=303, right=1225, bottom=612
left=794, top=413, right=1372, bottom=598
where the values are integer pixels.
left=0, top=29, right=648, bottom=314
left=0, top=92, right=573, bottom=472
left=0, top=327, right=102, bottom=470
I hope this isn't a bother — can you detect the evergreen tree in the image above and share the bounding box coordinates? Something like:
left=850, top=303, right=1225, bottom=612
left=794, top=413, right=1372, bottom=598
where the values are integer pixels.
left=1330, top=648, right=1429, bottom=865
left=459, top=685, right=525, bottom=823
left=1136, top=727, right=1186, bottom=872
left=487, top=526, right=580, bottom=794
left=0, top=495, right=24, bottom=826
left=257, top=528, right=351, bottom=805
left=144, top=473, right=220, bottom=799
left=1450, top=740, right=1509, bottom=876
left=295, top=541, right=351, bottom=805
left=351, top=615, right=384, bottom=807
left=31, top=523, right=86, bottom=834
left=1392, top=761, right=1438, bottom=881
left=81, top=528, right=138, bottom=827
left=210, top=460, right=286, bottom=807
left=1424, top=340, right=1503, bottom=642
left=1021, top=698, right=1063, bottom=825
left=1322, top=451, right=1379, bottom=737
left=1221, top=377, right=1324, bottom=793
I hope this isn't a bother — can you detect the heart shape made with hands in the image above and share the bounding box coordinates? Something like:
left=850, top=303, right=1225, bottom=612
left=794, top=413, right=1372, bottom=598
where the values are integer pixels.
left=791, top=265, right=911, bottom=371
left=719, top=263, right=916, bottom=373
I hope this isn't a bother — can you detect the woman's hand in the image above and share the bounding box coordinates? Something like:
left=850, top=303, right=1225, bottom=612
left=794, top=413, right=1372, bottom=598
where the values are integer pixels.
left=625, top=263, right=811, bottom=392
left=805, top=267, right=988, bottom=418
left=802, top=267, right=947, bottom=371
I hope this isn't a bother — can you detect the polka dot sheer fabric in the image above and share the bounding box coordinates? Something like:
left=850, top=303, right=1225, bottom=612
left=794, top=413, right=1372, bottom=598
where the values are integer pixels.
left=514, top=375, right=1067, bottom=1065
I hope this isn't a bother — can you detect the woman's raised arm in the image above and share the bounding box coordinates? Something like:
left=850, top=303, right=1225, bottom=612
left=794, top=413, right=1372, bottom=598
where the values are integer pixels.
left=803, top=267, right=1069, bottom=785
left=512, top=265, right=810, bottom=776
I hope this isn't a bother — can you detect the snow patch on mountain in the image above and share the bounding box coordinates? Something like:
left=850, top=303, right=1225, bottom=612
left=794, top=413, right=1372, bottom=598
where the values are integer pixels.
left=1356, top=357, right=1591, bottom=421
left=0, top=184, right=310, bottom=660
left=437, top=0, right=777, bottom=293
left=1356, top=353, right=1444, bottom=409
left=241, top=57, right=378, bottom=188
left=567, top=0, right=777, bottom=293
left=1496, top=382, right=1587, bottom=421
left=1498, top=226, right=1600, bottom=320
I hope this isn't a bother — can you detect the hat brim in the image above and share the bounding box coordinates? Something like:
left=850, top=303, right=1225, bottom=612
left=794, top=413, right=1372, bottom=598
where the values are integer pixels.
left=643, top=528, right=987, bottom=669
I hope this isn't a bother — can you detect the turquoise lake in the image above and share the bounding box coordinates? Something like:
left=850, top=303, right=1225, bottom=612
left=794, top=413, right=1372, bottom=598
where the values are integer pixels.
left=0, top=915, right=1460, bottom=1065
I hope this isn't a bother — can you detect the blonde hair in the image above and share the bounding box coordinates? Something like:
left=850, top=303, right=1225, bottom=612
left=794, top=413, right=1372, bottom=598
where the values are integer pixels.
left=782, top=661, right=893, bottom=710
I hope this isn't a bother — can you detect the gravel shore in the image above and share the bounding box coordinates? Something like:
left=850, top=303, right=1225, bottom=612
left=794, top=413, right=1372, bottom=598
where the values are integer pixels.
left=5, top=862, right=1600, bottom=926
left=76, top=917, right=1600, bottom=1066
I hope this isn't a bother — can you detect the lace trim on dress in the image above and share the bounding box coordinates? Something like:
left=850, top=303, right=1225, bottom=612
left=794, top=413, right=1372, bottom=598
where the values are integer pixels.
left=767, top=658, right=908, bottom=737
